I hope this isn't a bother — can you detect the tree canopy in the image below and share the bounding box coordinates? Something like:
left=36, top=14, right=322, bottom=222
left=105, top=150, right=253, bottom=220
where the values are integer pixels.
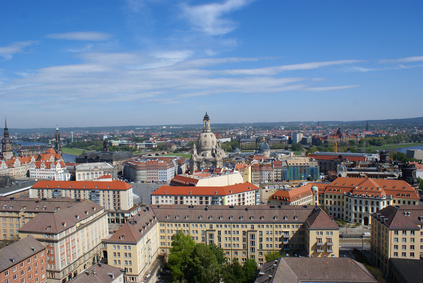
left=167, top=231, right=258, bottom=283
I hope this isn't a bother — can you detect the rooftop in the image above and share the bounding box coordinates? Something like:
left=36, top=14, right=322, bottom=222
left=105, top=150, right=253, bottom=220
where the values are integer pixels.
left=152, top=182, right=259, bottom=197
left=256, top=257, right=377, bottom=283
left=32, top=180, right=132, bottom=191
left=0, top=235, right=45, bottom=272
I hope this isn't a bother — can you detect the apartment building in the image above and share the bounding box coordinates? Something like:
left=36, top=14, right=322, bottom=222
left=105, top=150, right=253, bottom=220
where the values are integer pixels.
left=29, top=180, right=134, bottom=211
left=75, top=162, right=116, bottom=181
left=0, top=235, right=47, bottom=283
left=0, top=197, right=79, bottom=240
left=269, top=184, right=314, bottom=206
left=152, top=204, right=339, bottom=265
left=19, top=200, right=108, bottom=283
left=249, top=157, right=319, bottom=184
left=123, top=157, right=176, bottom=183
left=370, top=205, right=423, bottom=275
left=104, top=206, right=159, bottom=283
left=314, top=177, right=419, bottom=224
left=151, top=182, right=260, bottom=206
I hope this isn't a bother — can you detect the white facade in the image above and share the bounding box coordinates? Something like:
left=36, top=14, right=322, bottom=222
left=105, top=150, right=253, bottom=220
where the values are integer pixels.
left=29, top=161, right=70, bottom=181
left=30, top=180, right=134, bottom=211
left=75, top=162, right=115, bottom=181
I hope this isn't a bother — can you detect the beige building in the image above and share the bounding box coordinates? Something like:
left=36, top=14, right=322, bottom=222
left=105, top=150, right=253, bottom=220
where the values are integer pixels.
left=370, top=205, right=423, bottom=276
left=123, top=157, right=175, bottom=183
left=75, top=162, right=115, bottom=181
left=19, top=200, right=108, bottom=283
left=0, top=197, right=79, bottom=240
left=29, top=180, right=134, bottom=211
left=151, top=182, right=260, bottom=205
left=152, top=204, right=339, bottom=265
left=104, top=206, right=159, bottom=283
left=313, top=177, right=420, bottom=224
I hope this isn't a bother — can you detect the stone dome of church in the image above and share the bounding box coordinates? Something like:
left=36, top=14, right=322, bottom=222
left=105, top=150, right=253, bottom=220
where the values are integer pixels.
left=190, top=112, right=225, bottom=172
left=258, top=139, right=270, bottom=153
left=198, top=132, right=217, bottom=154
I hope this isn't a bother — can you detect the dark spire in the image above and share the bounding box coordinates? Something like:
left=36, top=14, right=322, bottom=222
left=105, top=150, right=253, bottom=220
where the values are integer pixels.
left=204, top=111, right=210, bottom=121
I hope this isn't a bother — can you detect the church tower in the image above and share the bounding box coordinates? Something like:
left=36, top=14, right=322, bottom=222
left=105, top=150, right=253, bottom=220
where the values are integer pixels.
left=1, top=119, right=13, bottom=160
left=190, top=112, right=225, bottom=172
left=203, top=112, right=211, bottom=132
left=54, top=125, right=62, bottom=153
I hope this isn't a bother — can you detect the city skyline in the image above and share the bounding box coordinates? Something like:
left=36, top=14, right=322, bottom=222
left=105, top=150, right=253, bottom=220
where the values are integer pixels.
left=1, top=0, right=422, bottom=128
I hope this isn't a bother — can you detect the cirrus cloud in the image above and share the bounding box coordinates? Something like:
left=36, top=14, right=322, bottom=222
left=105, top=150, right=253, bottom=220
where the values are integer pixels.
left=46, top=32, right=112, bottom=41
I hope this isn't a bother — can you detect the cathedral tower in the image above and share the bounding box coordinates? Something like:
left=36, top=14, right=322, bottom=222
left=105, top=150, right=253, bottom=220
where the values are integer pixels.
left=1, top=119, right=13, bottom=160
left=190, top=112, right=225, bottom=172
left=54, top=125, right=62, bottom=153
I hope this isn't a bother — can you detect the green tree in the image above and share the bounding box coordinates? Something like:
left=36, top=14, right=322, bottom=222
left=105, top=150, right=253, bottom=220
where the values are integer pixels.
left=291, top=143, right=304, bottom=152
left=418, top=177, right=423, bottom=191
left=265, top=251, right=282, bottom=262
left=243, top=258, right=258, bottom=283
left=208, top=243, right=226, bottom=265
left=187, top=243, right=221, bottom=283
left=223, top=258, right=245, bottom=283
left=168, top=231, right=195, bottom=282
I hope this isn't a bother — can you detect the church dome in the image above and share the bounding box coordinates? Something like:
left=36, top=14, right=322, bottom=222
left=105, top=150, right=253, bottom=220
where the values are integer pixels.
left=197, top=132, right=217, bottom=153
left=258, top=140, right=270, bottom=153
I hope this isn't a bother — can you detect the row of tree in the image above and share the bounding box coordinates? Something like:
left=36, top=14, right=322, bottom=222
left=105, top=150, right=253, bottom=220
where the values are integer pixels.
left=168, top=231, right=258, bottom=283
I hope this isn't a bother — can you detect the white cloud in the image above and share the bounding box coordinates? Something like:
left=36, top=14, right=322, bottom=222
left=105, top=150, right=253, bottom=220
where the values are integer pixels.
left=0, top=41, right=38, bottom=60
left=46, top=32, right=112, bottom=41
left=380, top=56, right=423, bottom=63
left=181, top=0, right=253, bottom=35
left=222, top=60, right=360, bottom=76
left=305, top=85, right=359, bottom=92
left=67, top=44, right=94, bottom=53
left=0, top=51, right=363, bottom=113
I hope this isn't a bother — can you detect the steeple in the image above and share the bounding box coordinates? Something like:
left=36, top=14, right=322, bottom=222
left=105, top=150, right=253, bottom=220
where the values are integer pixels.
left=202, top=112, right=211, bottom=132
left=1, top=118, right=13, bottom=160
left=55, top=124, right=61, bottom=154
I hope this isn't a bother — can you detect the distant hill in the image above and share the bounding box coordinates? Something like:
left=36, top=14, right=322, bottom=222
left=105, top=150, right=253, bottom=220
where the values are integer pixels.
left=3, top=116, right=423, bottom=135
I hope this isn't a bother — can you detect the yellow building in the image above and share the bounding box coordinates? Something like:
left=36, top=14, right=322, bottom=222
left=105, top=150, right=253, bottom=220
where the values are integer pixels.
left=0, top=197, right=79, bottom=240
left=304, top=208, right=339, bottom=257
left=370, top=205, right=423, bottom=276
left=152, top=204, right=339, bottom=265
left=104, top=206, right=159, bottom=283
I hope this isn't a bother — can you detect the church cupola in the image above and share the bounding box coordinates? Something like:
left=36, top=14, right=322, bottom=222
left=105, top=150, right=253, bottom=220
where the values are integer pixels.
left=203, top=112, right=211, bottom=132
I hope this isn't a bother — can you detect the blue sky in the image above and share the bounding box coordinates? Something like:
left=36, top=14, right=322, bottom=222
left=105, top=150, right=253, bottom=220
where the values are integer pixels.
left=1, top=0, right=422, bottom=128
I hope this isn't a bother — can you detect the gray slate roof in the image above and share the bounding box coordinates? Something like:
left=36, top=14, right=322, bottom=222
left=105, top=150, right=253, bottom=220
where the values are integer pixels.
left=0, top=235, right=45, bottom=272
left=256, top=257, right=377, bottom=283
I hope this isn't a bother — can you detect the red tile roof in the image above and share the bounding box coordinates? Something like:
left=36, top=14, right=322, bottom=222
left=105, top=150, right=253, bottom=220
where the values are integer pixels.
left=32, top=180, right=132, bottom=191
left=152, top=182, right=259, bottom=196
left=170, top=175, right=199, bottom=186
left=311, top=177, right=419, bottom=200
left=270, top=184, right=313, bottom=202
